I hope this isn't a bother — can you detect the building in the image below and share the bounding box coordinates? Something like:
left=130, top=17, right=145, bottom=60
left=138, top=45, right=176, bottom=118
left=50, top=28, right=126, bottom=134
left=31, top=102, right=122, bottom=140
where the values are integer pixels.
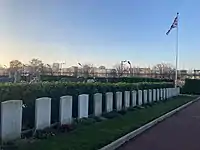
left=0, top=68, right=7, bottom=76
left=52, top=63, right=60, bottom=73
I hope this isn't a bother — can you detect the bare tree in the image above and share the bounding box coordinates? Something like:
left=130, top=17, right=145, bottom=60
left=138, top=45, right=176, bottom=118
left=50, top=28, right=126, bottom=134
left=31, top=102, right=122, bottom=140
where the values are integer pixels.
left=152, top=63, right=175, bottom=79
left=113, top=63, right=122, bottom=77
left=99, top=66, right=106, bottom=69
left=8, top=60, right=24, bottom=79
left=9, top=60, right=23, bottom=72
left=113, top=63, right=129, bottom=77
left=46, top=64, right=53, bottom=75
left=82, top=64, right=94, bottom=78
left=110, top=69, right=117, bottom=77
left=132, top=66, right=140, bottom=75
left=29, top=58, right=44, bottom=76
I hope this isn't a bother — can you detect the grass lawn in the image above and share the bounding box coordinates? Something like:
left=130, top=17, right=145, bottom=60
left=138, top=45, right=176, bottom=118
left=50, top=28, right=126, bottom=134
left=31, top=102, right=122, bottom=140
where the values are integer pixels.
left=17, top=95, right=198, bottom=150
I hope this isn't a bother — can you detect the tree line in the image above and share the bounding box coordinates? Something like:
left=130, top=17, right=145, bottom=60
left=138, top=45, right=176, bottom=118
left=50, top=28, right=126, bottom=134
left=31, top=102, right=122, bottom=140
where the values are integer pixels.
left=0, top=59, right=176, bottom=79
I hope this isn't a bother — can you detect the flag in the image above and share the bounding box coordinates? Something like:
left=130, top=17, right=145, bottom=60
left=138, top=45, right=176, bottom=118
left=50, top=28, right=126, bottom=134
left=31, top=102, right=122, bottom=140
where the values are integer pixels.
left=166, top=13, right=179, bottom=35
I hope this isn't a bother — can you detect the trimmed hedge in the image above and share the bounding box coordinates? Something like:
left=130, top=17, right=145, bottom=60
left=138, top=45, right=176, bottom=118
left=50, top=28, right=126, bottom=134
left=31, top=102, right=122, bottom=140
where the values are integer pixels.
left=181, top=79, right=200, bottom=94
left=40, top=75, right=173, bottom=83
left=0, top=82, right=173, bottom=130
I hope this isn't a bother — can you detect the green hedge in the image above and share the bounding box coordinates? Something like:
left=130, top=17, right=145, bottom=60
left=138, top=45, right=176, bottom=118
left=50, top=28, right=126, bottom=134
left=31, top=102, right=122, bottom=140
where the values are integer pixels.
left=40, top=75, right=173, bottom=83
left=0, top=82, right=173, bottom=130
left=181, top=79, right=200, bottom=94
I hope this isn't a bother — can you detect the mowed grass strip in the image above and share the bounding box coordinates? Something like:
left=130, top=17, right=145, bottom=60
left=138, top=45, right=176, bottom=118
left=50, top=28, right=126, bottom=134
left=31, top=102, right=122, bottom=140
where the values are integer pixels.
left=18, top=95, right=197, bottom=150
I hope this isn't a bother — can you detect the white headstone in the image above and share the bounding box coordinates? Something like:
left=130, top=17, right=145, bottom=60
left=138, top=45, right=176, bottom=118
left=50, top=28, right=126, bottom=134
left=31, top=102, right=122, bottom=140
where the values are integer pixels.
left=131, top=90, right=137, bottom=107
left=138, top=90, right=143, bottom=105
left=163, top=88, right=165, bottom=100
left=153, top=89, right=156, bottom=102
left=173, top=88, right=176, bottom=96
left=93, top=93, right=102, bottom=116
left=160, top=89, right=163, bottom=100
left=149, top=89, right=152, bottom=103
left=171, top=88, right=174, bottom=97
left=116, top=92, right=122, bottom=111
left=1, top=100, right=22, bottom=142
left=163, top=89, right=166, bottom=100
left=105, top=92, right=113, bottom=112
left=172, top=88, right=175, bottom=97
left=60, top=96, right=72, bottom=125
left=157, top=89, right=160, bottom=101
left=143, top=90, right=147, bottom=104
left=78, top=94, right=89, bottom=118
left=166, top=88, right=169, bottom=99
left=167, top=88, right=169, bottom=98
left=177, top=87, right=180, bottom=95
left=174, top=88, right=177, bottom=96
left=169, top=88, right=171, bottom=98
left=124, top=91, right=130, bottom=108
left=35, top=97, right=51, bottom=130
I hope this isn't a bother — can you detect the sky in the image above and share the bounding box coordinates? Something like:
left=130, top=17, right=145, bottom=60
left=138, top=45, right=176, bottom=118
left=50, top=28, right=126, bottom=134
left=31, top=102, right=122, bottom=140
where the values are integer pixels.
left=0, top=0, right=200, bottom=69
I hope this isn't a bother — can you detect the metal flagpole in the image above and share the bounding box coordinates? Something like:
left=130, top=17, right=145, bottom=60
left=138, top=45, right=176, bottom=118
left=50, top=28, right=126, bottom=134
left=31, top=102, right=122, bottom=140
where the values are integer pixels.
left=174, top=12, right=179, bottom=88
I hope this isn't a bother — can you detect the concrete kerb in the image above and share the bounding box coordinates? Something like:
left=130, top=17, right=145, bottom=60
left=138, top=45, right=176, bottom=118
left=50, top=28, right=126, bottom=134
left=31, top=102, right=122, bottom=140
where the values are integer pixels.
left=99, top=96, right=200, bottom=150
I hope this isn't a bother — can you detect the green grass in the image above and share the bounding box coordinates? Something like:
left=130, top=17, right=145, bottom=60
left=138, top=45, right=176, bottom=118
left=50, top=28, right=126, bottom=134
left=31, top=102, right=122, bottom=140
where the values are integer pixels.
left=17, top=95, right=197, bottom=150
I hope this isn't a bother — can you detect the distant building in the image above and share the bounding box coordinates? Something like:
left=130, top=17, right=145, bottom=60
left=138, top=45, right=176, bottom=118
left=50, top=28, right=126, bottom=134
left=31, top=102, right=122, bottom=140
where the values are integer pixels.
left=52, top=63, right=60, bottom=73
left=0, top=68, right=8, bottom=76
left=93, top=68, right=107, bottom=77
left=179, top=70, right=187, bottom=75
left=61, top=67, right=73, bottom=76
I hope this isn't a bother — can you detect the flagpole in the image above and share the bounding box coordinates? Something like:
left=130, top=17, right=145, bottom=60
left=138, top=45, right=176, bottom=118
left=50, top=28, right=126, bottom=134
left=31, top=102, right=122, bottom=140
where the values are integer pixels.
left=175, top=12, right=179, bottom=88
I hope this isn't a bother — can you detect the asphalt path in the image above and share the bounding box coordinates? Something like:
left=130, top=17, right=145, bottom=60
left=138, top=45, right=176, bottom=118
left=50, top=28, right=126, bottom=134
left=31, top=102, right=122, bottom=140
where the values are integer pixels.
left=118, top=100, right=200, bottom=150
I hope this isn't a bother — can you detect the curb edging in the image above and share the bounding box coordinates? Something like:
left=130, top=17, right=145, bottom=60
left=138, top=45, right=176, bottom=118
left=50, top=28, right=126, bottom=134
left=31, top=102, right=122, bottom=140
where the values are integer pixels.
left=99, top=96, right=200, bottom=150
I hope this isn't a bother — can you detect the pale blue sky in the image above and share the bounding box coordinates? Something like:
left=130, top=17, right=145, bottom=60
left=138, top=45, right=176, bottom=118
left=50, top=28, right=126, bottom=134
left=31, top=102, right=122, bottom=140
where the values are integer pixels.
left=0, top=0, right=199, bottom=69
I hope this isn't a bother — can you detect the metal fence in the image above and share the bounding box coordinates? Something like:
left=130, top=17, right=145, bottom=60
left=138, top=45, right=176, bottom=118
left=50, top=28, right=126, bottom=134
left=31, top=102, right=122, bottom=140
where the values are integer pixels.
left=1, top=71, right=200, bottom=81
left=38, top=71, right=196, bottom=80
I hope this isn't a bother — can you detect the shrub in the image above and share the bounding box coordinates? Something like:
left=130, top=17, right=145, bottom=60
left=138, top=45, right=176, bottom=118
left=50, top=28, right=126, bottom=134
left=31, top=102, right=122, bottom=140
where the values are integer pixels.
left=181, top=79, right=200, bottom=95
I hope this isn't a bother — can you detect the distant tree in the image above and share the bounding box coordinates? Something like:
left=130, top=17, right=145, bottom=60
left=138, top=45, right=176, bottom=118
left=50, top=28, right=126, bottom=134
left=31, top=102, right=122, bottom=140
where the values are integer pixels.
left=99, top=66, right=106, bottom=69
left=29, top=58, right=43, bottom=66
left=110, top=69, right=117, bottom=77
left=132, top=66, right=140, bottom=75
left=29, top=58, right=44, bottom=75
left=113, top=63, right=122, bottom=77
left=113, top=63, right=129, bottom=77
left=82, top=64, right=94, bottom=78
left=46, top=64, right=53, bottom=75
left=152, top=63, right=175, bottom=79
left=9, top=60, right=23, bottom=72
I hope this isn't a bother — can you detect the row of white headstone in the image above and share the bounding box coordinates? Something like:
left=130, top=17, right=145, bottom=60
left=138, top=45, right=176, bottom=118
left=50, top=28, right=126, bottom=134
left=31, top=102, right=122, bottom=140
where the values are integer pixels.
left=0, top=87, right=180, bottom=142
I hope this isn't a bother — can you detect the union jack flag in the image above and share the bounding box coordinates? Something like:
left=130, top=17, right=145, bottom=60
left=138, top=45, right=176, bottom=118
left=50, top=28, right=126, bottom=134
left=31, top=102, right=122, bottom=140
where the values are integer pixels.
left=166, top=13, right=178, bottom=35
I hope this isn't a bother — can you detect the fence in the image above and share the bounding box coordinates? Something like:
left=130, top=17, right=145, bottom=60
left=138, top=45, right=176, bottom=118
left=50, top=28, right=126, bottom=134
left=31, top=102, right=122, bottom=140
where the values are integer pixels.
left=38, top=71, right=196, bottom=80
left=3, top=71, right=200, bottom=84
left=39, top=72, right=179, bottom=79
left=30, top=72, right=200, bottom=81
left=0, top=87, right=180, bottom=142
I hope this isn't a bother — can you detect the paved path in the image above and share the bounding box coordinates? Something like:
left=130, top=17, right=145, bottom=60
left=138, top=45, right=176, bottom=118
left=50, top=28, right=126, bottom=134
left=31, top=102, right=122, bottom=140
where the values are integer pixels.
left=118, top=100, right=200, bottom=150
